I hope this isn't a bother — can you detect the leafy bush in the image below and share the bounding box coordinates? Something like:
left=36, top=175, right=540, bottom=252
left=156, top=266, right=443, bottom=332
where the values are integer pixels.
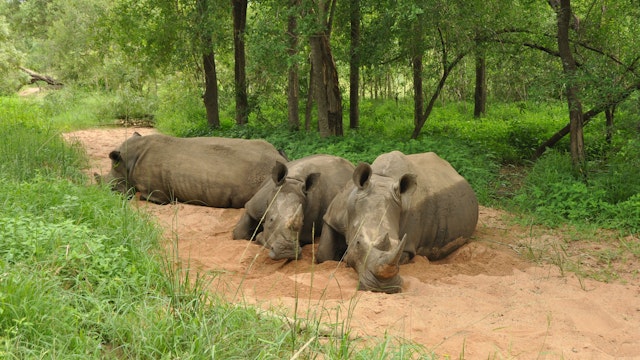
left=510, top=149, right=640, bottom=232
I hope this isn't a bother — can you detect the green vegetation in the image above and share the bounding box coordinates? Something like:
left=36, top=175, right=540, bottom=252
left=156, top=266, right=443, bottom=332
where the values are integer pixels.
left=1, top=95, right=430, bottom=359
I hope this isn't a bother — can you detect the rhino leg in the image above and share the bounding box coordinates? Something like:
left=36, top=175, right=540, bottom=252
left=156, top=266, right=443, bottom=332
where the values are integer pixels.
left=399, top=251, right=412, bottom=265
left=140, top=193, right=170, bottom=205
left=316, top=223, right=347, bottom=263
left=424, top=236, right=469, bottom=261
left=232, top=212, right=260, bottom=240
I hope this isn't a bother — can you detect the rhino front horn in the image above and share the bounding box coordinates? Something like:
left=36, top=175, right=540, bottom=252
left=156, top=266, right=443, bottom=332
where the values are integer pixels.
left=374, top=234, right=407, bottom=279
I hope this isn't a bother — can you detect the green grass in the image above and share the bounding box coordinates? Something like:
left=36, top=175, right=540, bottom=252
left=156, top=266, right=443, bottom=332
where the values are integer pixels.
left=0, top=95, right=430, bottom=359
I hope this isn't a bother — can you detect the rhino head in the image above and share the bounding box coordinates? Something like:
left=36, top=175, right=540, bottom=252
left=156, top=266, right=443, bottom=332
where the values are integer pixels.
left=258, top=161, right=320, bottom=261
left=343, top=162, right=416, bottom=293
left=96, top=132, right=141, bottom=197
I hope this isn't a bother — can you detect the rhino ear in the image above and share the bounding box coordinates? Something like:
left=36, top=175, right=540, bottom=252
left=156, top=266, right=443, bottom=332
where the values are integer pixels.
left=396, top=173, right=417, bottom=197
left=303, top=173, right=320, bottom=193
left=132, top=132, right=142, bottom=137
left=109, top=150, right=122, bottom=162
left=272, top=161, right=288, bottom=186
left=353, top=162, right=372, bottom=190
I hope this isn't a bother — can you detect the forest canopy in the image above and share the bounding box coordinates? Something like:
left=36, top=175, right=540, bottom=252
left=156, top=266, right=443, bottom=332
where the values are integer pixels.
left=2, top=0, right=640, bottom=169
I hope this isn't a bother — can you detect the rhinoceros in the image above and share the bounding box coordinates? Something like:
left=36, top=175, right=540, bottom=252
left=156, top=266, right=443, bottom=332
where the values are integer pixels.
left=99, top=132, right=288, bottom=208
left=316, top=151, right=478, bottom=293
left=233, top=154, right=355, bottom=260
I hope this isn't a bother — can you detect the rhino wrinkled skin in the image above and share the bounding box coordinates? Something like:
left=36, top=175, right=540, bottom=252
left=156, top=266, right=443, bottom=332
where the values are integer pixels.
left=233, top=154, right=355, bottom=260
left=316, top=151, right=478, bottom=294
left=99, top=133, right=288, bottom=208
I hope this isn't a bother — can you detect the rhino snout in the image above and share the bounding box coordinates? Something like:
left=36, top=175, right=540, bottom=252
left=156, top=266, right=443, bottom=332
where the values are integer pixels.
left=357, top=269, right=403, bottom=294
left=268, top=243, right=303, bottom=261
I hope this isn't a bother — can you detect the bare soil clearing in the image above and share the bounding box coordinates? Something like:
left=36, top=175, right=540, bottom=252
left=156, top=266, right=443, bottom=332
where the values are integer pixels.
left=65, top=127, right=640, bottom=359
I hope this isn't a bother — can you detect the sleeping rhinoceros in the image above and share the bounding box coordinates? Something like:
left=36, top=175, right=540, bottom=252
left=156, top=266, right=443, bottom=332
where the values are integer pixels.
left=99, top=132, right=288, bottom=208
left=316, top=151, right=478, bottom=293
left=232, top=154, right=354, bottom=260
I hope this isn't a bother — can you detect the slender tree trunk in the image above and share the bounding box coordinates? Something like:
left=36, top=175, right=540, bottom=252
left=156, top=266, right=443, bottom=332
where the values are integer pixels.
left=412, top=54, right=423, bottom=129
left=349, top=0, right=360, bottom=129
left=287, top=0, right=300, bottom=131
left=232, top=0, right=248, bottom=125
left=410, top=17, right=424, bottom=130
left=474, top=51, right=487, bottom=118
left=196, top=0, right=220, bottom=128
left=605, top=105, right=615, bottom=144
left=305, top=57, right=314, bottom=131
left=203, top=49, right=220, bottom=128
left=556, top=0, right=585, bottom=168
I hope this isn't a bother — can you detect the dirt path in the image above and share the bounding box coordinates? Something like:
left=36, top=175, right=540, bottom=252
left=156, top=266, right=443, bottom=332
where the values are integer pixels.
left=65, top=127, right=640, bottom=359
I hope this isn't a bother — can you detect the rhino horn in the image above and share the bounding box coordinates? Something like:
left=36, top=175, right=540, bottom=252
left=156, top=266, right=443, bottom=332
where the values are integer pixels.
left=286, top=203, right=303, bottom=231
left=373, top=234, right=406, bottom=279
left=375, top=233, right=391, bottom=251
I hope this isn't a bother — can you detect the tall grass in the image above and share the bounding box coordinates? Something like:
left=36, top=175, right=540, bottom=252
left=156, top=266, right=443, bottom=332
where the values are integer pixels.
left=0, top=95, right=429, bottom=358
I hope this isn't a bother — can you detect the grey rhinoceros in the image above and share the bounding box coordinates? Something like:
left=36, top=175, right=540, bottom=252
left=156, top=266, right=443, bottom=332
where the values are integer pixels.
left=99, top=132, right=288, bottom=208
left=232, top=154, right=354, bottom=260
left=316, top=151, right=478, bottom=293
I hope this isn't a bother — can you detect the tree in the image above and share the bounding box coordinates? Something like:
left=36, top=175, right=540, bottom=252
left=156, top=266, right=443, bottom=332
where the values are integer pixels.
left=473, top=40, right=486, bottom=118
left=309, top=0, right=343, bottom=137
left=552, top=0, right=584, bottom=168
left=197, top=0, right=221, bottom=128
left=529, top=1, right=640, bottom=159
left=348, top=0, right=360, bottom=129
left=232, top=0, right=248, bottom=125
left=287, top=0, right=301, bottom=131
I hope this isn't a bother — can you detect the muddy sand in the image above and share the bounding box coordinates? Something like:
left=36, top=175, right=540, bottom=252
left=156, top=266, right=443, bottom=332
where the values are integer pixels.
left=64, top=127, right=640, bottom=359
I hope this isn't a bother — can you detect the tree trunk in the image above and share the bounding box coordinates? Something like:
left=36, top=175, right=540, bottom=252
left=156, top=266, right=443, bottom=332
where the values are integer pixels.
left=605, top=105, right=615, bottom=144
left=412, top=54, right=423, bottom=129
left=474, top=52, right=487, bottom=118
left=349, top=0, right=360, bottom=130
left=232, top=0, right=248, bottom=125
left=410, top=17, right=424, bottom=130
left=20, top=67, right=63, bottom=86
left=556, top=0, right=585, bottom=168
left=196, top=0, right=220, bottom=128
left=305, top=57, right=314, bottom=131
left=203, top=49, right=220, bottom=128
left=310, top=0, right=343, bottom=137
left=287, top=0, right=300, bottom=131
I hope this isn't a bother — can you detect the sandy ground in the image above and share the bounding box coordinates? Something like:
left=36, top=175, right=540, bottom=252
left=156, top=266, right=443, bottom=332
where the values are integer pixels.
left=64, top=127, right=640, bottom=359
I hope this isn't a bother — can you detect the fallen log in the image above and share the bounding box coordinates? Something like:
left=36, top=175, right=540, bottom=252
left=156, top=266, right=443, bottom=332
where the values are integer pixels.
left=20, top=67, right=63, bottom=87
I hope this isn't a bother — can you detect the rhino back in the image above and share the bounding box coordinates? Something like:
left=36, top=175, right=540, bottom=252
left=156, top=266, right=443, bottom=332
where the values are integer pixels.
left=125, top=135, right=284, bottom=207
left=402, top=152, right=478, bottom=258
left=368, top=151, right=477, bottom=258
